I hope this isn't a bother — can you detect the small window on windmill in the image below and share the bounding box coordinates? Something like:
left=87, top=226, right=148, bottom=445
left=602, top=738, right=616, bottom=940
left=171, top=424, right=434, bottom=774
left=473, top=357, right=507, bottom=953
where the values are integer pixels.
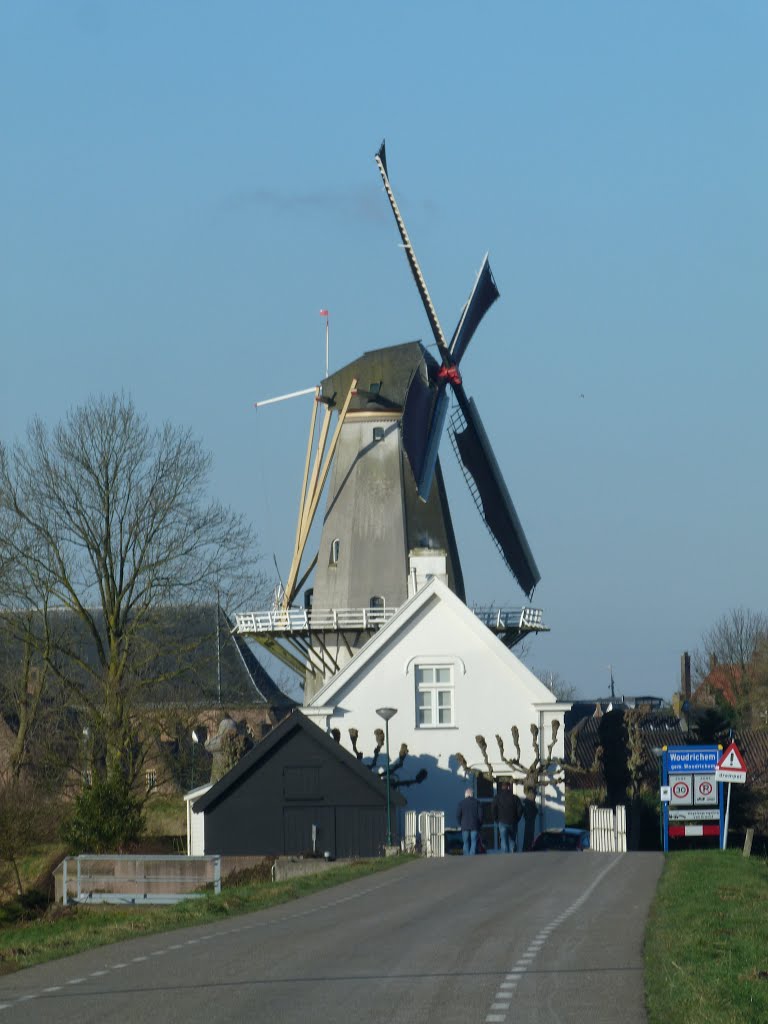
left=369, top=382, right=382, bottom=394
left=369, top=596, right=385, bottom=620
left=145, top=769, right=157, bottom=792
left=372, top=426, right=385, bottom=443
left=330, top=538, right=341, bottom=566
left=304, top=588, right=314, bottom=610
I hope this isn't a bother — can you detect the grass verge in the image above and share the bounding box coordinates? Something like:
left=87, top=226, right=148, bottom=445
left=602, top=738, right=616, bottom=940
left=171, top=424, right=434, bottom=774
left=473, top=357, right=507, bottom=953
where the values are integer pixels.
left=645, top=850, right=768, bottom=1023
left=0, top=856, right=412, bottom=976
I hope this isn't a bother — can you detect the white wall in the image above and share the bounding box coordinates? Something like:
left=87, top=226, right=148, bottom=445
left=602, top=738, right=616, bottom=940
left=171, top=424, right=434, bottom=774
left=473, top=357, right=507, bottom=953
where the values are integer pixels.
left=307, top=587, right=568, bottom=839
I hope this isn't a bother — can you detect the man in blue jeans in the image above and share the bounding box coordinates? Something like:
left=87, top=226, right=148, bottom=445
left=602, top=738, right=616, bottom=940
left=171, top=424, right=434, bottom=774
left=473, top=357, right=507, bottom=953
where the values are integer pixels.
left=492, top=781, right=523, bottom=852
left=456, top=786, right=483, bottom=855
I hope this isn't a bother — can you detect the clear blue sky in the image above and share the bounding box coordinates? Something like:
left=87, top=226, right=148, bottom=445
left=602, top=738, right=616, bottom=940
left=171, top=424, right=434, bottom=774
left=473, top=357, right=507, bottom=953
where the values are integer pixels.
left=2, top=2, right=767, bottom=701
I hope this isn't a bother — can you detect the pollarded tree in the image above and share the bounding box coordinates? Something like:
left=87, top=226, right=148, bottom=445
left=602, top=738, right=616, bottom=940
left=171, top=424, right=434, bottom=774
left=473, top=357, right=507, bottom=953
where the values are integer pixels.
left=0, top=394, right=265, bottom=784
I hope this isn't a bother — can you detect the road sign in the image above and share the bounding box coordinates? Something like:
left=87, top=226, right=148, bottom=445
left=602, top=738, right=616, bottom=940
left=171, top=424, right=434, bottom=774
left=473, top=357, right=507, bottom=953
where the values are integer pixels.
left=666, top=747, right=720, bottom=773
left=669, top=774, right=692, bottom=804
left=717, top=742, right=746, bottom=771
left=694, top=773, right=717, bottom=805
left=669, top=808, right=720, bottom=822
left=715, top=742, right=747, bottom=784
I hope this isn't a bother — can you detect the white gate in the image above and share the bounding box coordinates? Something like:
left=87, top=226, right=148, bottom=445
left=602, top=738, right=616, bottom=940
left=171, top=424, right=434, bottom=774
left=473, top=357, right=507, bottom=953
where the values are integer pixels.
left=589, top=804, right=627, bottom=852
left=402, top=810, right=446, bottom=856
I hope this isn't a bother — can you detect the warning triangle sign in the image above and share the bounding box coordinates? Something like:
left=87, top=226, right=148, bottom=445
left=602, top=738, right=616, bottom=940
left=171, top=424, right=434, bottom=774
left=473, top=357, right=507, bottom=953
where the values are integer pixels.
left=717, top=742, right=747, bottom=772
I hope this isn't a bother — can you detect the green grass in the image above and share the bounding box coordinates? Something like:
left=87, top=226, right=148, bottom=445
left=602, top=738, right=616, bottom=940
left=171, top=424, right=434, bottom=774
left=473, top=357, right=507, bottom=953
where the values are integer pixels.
left=645, top=851, right=768, bottom=1023
left=143, top=794, right=186, bottom=837
left=0, top=857, right=411, bottom=975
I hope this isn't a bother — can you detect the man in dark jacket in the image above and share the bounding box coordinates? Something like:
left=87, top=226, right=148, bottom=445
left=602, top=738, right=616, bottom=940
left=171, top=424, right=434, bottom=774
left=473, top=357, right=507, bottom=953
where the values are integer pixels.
left=456, top=786, right=484, bottom=855
left=492, top=781, right=523, bottom=852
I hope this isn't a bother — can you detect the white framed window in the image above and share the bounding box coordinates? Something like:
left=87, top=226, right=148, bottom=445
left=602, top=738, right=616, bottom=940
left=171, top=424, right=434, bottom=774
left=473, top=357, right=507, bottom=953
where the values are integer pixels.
left=330, top=538, right=340, bottom=565
left=145, top=769, right=157, bottom=792
left=415, top=664, right=454, bottom=727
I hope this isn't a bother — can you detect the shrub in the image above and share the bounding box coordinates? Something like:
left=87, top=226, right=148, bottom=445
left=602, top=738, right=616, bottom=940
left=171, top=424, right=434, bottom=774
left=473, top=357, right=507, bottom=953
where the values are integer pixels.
left=61, top=773, right=145, bottom=853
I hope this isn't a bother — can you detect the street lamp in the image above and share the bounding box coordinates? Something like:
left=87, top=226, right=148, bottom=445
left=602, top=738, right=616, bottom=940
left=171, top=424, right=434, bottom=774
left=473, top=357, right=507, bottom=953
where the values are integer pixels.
left=376, top=707, right=398, bottom=848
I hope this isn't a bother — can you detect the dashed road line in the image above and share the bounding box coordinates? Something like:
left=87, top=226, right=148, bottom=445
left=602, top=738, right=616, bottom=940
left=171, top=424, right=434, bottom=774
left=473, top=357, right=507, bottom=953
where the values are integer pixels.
left=482, top=855, right=624, bottom=1024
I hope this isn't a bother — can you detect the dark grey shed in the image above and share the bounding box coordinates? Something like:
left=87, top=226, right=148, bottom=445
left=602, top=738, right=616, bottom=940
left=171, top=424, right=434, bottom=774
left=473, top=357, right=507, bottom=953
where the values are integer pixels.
left=192, top=711, right=406, bottom=858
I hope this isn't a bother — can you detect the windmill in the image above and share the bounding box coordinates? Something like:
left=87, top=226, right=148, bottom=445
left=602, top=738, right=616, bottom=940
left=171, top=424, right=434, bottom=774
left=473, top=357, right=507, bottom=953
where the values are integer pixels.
left=237, top=141, right=544, bottom=700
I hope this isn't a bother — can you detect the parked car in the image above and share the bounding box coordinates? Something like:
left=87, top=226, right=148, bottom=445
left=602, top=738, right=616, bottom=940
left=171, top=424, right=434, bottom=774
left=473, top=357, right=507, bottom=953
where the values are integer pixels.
left=530, top=827, right=590, bottom=852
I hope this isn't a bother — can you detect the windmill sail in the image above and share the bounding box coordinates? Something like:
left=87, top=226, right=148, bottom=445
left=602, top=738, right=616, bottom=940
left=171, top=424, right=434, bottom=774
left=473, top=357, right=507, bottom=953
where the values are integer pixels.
left=416, top=255, right=501, bottom=500
left=448, top=255, right=500, bottom=364
left=449, top=392, right=540, bottom=598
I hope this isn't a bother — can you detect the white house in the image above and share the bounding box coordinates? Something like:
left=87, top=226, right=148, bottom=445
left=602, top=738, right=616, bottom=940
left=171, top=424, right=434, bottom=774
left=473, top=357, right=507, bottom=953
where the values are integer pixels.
left=301, top=576, right=570, bottom=843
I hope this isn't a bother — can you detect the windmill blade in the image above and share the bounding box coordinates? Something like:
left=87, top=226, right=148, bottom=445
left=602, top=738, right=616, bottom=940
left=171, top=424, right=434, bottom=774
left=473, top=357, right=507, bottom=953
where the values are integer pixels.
left=448, top=255, right=500, bottom=365
left=449, top=389, right=540, bottom=598
left=374, top=140, right=450, bottom=360
left=416, top=384, right=451, bottom=500
left=401, top=355, right=437, bottom=486
left=414, top=256, right=500, bottom=500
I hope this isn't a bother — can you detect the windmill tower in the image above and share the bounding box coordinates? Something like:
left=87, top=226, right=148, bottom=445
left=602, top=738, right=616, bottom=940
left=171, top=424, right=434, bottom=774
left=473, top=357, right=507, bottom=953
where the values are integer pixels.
left=237, top=142, right=544, bottom=701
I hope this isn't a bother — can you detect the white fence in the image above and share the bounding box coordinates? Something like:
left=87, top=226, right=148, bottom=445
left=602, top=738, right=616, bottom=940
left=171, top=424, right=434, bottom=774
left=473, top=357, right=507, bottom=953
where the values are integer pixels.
left=589, top=805, right=627, bottom=852
left=403, top=810, right=446, bottom=857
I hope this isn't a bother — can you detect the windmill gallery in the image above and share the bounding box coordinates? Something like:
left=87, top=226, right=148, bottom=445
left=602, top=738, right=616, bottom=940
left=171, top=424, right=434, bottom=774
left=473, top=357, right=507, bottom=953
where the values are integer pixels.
left=220, top=142, right=568, bottom=855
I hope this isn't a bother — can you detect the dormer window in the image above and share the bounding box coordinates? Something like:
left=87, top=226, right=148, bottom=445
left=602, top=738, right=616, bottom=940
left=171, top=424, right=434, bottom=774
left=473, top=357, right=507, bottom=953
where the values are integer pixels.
left=330, top=538, right=341, bottom=565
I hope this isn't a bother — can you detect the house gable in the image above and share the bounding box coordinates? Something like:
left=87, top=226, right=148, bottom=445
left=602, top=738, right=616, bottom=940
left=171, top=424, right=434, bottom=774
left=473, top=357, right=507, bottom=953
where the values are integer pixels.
left=308, top=577, right=556, bottom=712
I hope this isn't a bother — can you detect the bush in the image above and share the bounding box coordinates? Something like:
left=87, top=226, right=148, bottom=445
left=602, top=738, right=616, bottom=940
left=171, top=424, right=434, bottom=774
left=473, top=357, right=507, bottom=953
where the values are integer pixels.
left=61, top=773, right=145, bottom=853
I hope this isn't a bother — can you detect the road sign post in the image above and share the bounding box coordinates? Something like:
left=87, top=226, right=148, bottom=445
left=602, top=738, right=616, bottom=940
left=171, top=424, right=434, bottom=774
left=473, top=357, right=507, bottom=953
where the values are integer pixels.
left=715, top=742, right=748, bottom=850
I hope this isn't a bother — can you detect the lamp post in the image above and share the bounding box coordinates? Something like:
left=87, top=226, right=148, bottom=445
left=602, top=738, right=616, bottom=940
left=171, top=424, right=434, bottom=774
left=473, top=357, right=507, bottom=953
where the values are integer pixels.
left=376, top=707, right=398, bottom=848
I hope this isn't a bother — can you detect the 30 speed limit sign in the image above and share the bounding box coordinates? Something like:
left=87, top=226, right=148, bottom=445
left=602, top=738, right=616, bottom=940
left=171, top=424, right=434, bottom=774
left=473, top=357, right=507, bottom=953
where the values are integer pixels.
left=669, top=774, right=692, bottom=805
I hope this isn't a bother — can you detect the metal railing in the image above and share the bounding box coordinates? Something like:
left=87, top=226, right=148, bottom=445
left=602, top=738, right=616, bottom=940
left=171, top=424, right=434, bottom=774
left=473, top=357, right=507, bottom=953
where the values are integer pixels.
left=234, top=607, right=398, bottom=634
left=235, top=605, right=544, bottom=635
left=472, top=606, right=545, bottom=630
left=55, top=854, right=222, bottom=905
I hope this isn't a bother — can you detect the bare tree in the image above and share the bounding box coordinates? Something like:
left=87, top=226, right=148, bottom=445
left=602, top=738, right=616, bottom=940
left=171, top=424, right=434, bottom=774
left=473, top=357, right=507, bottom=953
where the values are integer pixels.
left=693, top=608, right=768, bottom=728
left=0, top=394, right=265, bottom=783
left=531, top=668, right=577, bottom=702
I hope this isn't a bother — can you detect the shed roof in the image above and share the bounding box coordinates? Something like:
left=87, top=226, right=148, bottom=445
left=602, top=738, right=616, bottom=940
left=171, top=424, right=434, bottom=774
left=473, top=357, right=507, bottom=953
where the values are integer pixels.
left=193, top=710, right=407, bottom=813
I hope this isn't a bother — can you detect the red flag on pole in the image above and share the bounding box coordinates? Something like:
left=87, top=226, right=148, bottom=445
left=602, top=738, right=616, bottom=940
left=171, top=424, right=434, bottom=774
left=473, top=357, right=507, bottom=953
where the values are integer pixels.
left=319, top=309, right=329, bottom=317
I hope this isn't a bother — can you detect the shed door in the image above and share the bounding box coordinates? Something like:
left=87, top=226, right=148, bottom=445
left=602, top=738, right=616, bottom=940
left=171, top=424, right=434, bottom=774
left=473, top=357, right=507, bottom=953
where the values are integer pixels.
left=283, top=807, right=335, bottom=857
left=336, top=807, right=386, bottom=858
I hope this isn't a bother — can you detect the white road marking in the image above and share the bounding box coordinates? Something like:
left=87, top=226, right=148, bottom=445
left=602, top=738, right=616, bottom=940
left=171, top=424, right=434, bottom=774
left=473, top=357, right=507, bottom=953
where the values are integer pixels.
left=481, top=855, right=625, bottom=1022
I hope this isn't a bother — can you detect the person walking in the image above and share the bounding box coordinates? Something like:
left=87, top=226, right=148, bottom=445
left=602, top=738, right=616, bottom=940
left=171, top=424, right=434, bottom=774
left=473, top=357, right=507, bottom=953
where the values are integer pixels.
left=492, top=781, right=523, bottom=853
left=456, top=786, right=484, bottom=855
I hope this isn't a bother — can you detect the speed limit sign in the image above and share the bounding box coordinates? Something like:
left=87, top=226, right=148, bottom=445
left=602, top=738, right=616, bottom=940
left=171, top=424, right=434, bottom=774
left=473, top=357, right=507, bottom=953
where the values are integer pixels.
left=669, top=774, right=692, bottom=805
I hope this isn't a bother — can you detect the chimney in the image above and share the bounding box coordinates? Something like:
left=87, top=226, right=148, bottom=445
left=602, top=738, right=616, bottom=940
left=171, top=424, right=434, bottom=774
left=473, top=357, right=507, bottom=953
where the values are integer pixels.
left=681, top=651, right=691, bottom=700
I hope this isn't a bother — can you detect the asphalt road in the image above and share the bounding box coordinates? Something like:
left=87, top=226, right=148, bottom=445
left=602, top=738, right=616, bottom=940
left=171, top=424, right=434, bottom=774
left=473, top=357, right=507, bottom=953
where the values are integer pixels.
left=0, top=852, right=662, bottom=1024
